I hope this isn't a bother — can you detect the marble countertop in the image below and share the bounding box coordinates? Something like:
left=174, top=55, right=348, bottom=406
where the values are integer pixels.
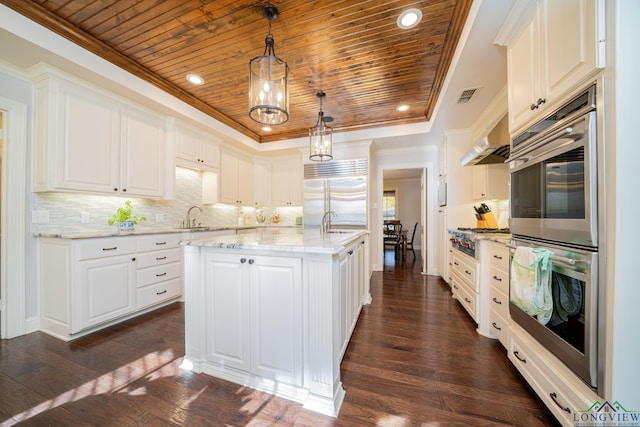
left=34, top=225, right=301, bottom=239
left=182, top=228, right=368, bottom=255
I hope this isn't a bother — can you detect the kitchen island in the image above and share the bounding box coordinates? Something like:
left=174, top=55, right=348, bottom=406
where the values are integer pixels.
left=181, top=228, right=369, bottom=417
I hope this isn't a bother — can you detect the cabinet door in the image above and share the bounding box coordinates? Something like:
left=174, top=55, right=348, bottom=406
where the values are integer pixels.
left=271, top=157, right=302, bottom=206
left=237, top=155, right=253, bottom=205
left=78, top=255, right=136, bottom=332
left=472, top=164, right=508, bottom=201
left=175, top=122, right=221, bottom=171
left=339, top=252, right=350, bottom=357
left=203, top=252, right=250, bottom=371
left=471, top=165, right=489, bottom=200
left=543, top=0, right=602, bottom=101
left=253, top=158, right=272, bottom=206
left=219, top=150, right=239, bottom=204
left=507, top=15, right=541, bottom=132
left=199, top=141, right=220, bottom=169
left=120, top=107, right=166, bottom=197
left=56, top=84, right=120, bottom=193
left=249, top=256, right=302, bottom=386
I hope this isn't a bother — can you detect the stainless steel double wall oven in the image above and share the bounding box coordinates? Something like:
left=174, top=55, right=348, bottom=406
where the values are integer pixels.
left=508, top=81, right=604, bottom=392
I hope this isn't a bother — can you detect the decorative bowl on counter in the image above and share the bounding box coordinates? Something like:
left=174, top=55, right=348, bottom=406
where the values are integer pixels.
left=256, top=209, right=266, bottom=224
left=271, top=213, right=281, bottom=224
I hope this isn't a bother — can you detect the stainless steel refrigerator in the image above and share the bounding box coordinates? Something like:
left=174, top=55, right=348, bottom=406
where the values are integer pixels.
left=303, top=159, right=368, bottom=229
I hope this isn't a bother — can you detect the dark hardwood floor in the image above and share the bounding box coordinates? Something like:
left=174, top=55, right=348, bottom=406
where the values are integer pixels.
left=0, top=250, right=559, bottom=426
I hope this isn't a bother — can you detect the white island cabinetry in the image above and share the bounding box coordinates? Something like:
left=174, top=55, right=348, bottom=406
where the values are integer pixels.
left=203, top=252, right=302, bottom=385
left=182, top=229, right=369, bottom=417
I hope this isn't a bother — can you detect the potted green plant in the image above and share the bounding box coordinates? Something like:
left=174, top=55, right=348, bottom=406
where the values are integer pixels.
left=108, top=200, right=146, bottom=233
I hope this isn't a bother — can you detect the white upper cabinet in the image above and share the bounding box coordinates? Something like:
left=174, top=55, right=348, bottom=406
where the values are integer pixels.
left=507, top=0, right=604, bottom=134
left=32, top=70, right=171, bottom=199
left=472, top=164, right=508, bottom=201
left=220, top=148, right=253, bottom=205
left=120, top=106, right=167, bottom=198
left=174, top=120, right=221, bottom=171
left=252, top=158, right=272, bottom=207
left=271, top=156, right=303, bottom=206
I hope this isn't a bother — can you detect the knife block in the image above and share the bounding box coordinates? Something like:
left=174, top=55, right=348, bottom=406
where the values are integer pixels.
left=478, top=211, right=499, bottom=229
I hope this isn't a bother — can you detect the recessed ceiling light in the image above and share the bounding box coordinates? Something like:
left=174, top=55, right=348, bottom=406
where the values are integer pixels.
left=262, top=126, right=272, bottom=132
left=186, top=74, right=204, bottom=85
left=396, top=104, right=411, bottom=112
left=397, top=9, right=422, bottom=29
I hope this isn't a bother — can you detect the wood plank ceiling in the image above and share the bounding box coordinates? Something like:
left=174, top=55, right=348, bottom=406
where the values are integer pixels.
left=2, top=0, right=472, bottom=143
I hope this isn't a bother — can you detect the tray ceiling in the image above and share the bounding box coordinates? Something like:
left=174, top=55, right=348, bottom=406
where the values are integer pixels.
left=1, top=0, right=473, bottom=143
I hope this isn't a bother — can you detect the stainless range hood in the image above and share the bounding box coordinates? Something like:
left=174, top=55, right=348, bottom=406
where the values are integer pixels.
left=461, top=114, right=510, bottom=166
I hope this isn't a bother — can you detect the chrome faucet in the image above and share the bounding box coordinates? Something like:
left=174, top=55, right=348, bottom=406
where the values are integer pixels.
left=185, top=205, right=203, bottom=229
left=320, top=210, right=337, bottom=235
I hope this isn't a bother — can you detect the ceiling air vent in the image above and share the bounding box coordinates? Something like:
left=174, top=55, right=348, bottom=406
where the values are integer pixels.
left=456, top=87, right=481, bottom=104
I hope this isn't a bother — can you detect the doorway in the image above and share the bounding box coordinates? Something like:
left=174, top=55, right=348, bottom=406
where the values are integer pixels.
left=380, top=167, right=428, bottom=274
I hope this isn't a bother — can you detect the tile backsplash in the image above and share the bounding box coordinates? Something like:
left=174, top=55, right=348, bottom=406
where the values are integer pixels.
left=32, top=167, right=303, bottom=233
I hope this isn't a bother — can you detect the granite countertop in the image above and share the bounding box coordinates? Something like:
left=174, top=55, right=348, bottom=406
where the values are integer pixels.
left=34, top=225, right=302, bottom=240
left=182, top=228, right=368, bottom=255
left=473, top=233, right=511, bottom=244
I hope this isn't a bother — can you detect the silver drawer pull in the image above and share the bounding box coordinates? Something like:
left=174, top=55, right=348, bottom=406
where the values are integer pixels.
left=156, top=272, right=167, bottom=277
left=493, top=254, right=503, bottom=260
left=102, top=246, right=117, bottom=251
left=155, top=241, right=167, bottom=245
left=492, top=297, right=502, bottom=305
left=156, top=256, right=167, bottom=261
left=156, top=290, right=167, bottom=295
left=492, top=275, right=502, bottom=282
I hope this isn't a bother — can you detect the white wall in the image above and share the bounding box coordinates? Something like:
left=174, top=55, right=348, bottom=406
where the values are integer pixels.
left=605, top=0, right=640, bottom=408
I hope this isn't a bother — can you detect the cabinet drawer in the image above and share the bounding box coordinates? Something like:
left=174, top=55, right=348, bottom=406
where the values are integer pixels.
left=489, top=286, right=509, bottom=319
left=78, top=237, right=135, bottom=260
left=137, top=277, right=181, bottom=309
left=489, top=243, right=509, bottom=270
left=489, top=308, right=509, bottom=346
left=137, top=248, right=182, bottom=269
left=509, top=325, right=599, bottom=425
left=452, top=258, right=477, bottom=291
left=138, top=262, right=182, bottom=288
left=489, top=265, right=509, bottom=294
left=136, top=233, right=182, bottom=253
left=452, top=275, right=476, bottom=320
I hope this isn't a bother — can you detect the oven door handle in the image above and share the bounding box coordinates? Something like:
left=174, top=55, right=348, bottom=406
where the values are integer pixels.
left=508, top=244, right=577, bottom=265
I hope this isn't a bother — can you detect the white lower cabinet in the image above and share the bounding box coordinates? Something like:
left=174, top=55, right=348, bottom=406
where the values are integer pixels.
left=38, top=233, right=183, bottom=340
left=450, top=250, right=479, bottom=321
left=79, top=254, right=136, bottom=330
left=486, top=241, right=510, bottom=345
left=204, top=252, right=302, bottom=386
left=135, top=233, right=183, bottom=310
left=509, top=323, right=599, bottom=426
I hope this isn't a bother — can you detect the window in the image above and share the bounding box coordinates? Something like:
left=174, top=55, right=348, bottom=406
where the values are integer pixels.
left=383, top=190, right=397, bottom=219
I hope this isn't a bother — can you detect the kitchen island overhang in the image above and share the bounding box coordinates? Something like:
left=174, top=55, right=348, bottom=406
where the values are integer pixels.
left=181, top=228, right=370, bottom=417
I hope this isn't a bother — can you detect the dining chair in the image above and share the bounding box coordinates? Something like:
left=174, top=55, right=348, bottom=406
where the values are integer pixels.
left=384, top=222, right=403, bottom=257
left=406, top=222, right=418, bottom=257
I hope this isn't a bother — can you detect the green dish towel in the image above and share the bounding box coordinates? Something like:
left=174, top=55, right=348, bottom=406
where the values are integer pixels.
left=510, top=247, right=553, bottom=325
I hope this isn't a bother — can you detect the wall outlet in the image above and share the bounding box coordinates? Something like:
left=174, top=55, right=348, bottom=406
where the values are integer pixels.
left=155, top=213, right=165, bottom=223
left=32, top=210, right=50, bottom=224
left=80, top=212, right=91, bottom=224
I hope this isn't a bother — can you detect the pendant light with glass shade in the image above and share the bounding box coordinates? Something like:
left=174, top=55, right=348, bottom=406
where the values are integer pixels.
left=249, top=4, right=289, bottom=126
left=309, top=91, right=333, bottom=161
